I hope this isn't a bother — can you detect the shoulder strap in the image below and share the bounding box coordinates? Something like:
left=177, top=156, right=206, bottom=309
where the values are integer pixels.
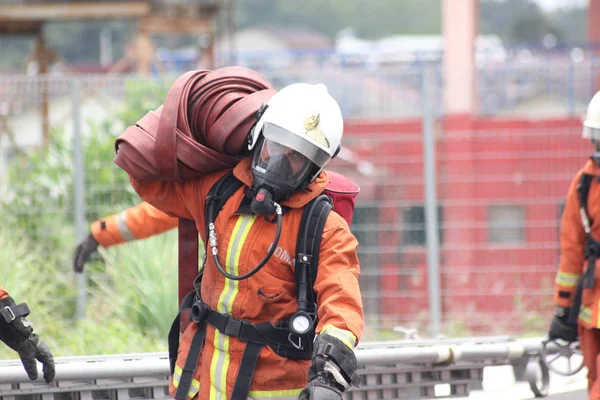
left=577, top=173, right=595, bottom=234
left=204, top=170, right=244, bottom=239
left=295, top=194, right=333, bottom=315
left=177, top=170, right=242, bottom=305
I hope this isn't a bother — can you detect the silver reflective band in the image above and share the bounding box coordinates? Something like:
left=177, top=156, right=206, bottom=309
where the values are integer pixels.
left=116, top=212, right=136, bottom=242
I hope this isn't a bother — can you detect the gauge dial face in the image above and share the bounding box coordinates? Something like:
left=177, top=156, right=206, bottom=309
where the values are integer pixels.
left=292, top=314, right=311, bottom=334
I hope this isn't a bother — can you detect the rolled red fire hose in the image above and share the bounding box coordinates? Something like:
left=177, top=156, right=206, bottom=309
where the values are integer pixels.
left=114, top=66, right=276, bottom=181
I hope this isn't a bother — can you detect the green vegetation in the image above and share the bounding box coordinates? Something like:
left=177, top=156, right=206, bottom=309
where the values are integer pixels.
left=0, top=78, right=174, bottom=359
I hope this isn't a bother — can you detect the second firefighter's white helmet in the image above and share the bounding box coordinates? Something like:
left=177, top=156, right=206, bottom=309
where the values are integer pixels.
left=583, top=91, right=600, bottom=140
left=248, top=83, right=343, bottom=178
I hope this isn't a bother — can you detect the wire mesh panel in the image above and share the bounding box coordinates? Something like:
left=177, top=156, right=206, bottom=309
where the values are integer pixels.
left=0, top=56, right=599, bottom=348
left=335, top=109, right=590, bottom=338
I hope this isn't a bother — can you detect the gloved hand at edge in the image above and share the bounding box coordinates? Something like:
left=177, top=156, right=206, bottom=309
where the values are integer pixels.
left=548, top=306, right=578, bottom=343
left=0, top=296, right=55, bottom=383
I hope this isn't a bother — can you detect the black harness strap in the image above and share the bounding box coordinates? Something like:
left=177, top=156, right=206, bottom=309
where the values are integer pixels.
left=204, top=171, right=243, bottom=240
left=569, top=173, right=598, bottom=325
left=174, top=322, right=207, bottom=400
left=0, top=303, right=30, bottom=323
left=578, top=173, right=597, bottom=289
left=232, top=342, right=264, bottom=399
left=295, top=195, right=332, bottom=318
left=577, top=173, right=594, bottom=232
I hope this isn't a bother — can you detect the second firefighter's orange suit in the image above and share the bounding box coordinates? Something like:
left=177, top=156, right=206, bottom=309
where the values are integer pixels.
left=554, top=159, right=600, bottom=398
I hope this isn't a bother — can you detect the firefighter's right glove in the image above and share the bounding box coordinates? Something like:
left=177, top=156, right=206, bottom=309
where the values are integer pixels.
left=72, top=233, right=99, bottom=273
left=548, top=307, right=578, bottom=343
left=298, top=334, right=361, bottom=400
left=0, top=297, right=55, bottom=383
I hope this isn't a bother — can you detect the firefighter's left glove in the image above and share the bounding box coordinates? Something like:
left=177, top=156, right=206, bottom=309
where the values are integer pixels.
left=548, top=307, right=578, bottom=343
left=0, top=297, right=55, bottom=383
left=73, top=233, right=99, bottom=273
left=297, top=376, right=343, bottom=400
left=298, top=334, right=361, bottom=400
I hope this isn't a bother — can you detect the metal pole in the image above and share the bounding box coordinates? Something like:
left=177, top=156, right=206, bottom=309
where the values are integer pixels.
left=0, top=338, right=552, bottom=383
left=100, top=27, right=113, bottom=68
left=422, top=64, right=441, bottom=337
left=228, top=0, right=238, bottom=66
left=72, top=78, right=87, bottom=320
left=567, top=60, right=575, bottom=116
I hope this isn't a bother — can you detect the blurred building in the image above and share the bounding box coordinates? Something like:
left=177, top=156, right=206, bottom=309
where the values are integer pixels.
left=335, top=29, right=507, bottom=67
left=214, top=26, right=333, bottom=70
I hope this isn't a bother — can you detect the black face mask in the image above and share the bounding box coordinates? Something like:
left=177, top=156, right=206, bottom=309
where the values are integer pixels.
left=251, top=156, right=298, bottom=203
left=250, top=139, right=315, bottom=205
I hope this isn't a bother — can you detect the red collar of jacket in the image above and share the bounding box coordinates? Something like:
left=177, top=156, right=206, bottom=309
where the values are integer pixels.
left=233, top=157, right=328, bottom=209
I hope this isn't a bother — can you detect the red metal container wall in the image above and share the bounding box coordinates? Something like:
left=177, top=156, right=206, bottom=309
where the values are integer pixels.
left=332, top=117, right=589, bottom=336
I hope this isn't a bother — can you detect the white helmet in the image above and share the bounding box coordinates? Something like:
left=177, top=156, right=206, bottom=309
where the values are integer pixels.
left=248, top=83, right=343, bottom=179
left=583, top=91, right=600, bottom=140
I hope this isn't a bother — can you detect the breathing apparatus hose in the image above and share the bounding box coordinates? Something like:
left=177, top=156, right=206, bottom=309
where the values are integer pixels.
left=209, top=202, right=283, bottom=281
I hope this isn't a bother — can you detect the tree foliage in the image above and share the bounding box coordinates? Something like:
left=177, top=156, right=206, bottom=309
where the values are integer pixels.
left=480, top=0, right=567, bottom=45
left=237, top=0, right=442, bottom=38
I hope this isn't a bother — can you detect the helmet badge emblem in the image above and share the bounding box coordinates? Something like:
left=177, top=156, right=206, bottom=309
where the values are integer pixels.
left=303, top=112, right=329, bottom=148
left=304, top=113, right=320, bottom=131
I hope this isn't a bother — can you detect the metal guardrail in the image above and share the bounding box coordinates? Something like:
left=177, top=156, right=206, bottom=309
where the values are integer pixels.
left=0, top=337, right=554, bottom=400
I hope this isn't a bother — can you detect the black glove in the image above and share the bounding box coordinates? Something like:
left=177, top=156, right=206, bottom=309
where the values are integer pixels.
left=548, top=307, right=578, bottom=342
left=298, top=374, right=343, bottom=400
left=298, top=334, right=361, bottom=400
left=0, top=297, right=55, bottom=383
left=72, top=233, right=99, bottom=273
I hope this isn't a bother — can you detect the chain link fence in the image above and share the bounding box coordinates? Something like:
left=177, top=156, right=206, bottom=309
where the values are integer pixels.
left=1, top=57, right=599, bottom=341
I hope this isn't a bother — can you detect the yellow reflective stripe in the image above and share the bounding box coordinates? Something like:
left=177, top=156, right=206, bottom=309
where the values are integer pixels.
left=210, top=215, right=256, bottom=400
left=116, top=211, right=136, bottom=241
left=580, top=305, right=592, bottom=324
left=248, top=388, right=302, bottom=399
left=555, top=271, right=581, bottom=288
left=172, top=365, right=200, bottom=399
left=321, top=324, right=357, bottom=349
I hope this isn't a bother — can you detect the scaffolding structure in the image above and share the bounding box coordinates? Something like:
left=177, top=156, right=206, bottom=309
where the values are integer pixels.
left=0, top=0, right=236, bottom=145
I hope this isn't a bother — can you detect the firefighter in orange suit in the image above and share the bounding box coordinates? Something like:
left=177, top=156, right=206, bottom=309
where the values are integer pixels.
left=549, top=91, right=600, bottom=399
left=0, top=285, right=55, bottom=383
left=118, top=83, right=364, bottom=400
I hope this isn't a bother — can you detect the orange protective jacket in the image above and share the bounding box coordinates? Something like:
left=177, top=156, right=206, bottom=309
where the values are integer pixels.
left=128, top=157, right=364, bottom=400
left=555, top=159, right=600, bottom=329
left=0, top=286, right=8, bottom=299
left=91, top=202, right=178, bottom=248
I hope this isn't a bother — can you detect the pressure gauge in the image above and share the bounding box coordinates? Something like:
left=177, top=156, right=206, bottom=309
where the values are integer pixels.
left=290, top=311, right=313, bottom=335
